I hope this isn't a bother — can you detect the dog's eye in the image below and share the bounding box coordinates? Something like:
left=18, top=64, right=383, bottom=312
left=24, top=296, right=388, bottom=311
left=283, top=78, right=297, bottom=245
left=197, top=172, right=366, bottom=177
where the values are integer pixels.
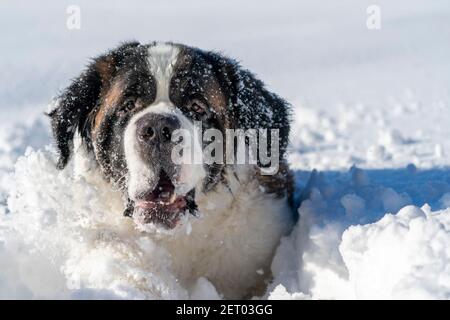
left=117, top=97, right=136, bottom=117
left=187, top=99, right=207, bottom=115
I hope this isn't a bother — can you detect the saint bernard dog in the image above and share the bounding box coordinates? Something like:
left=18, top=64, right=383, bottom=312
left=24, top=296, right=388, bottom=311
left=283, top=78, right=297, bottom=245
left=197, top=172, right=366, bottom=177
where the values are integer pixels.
left=49, top=41, right=295, bottom=299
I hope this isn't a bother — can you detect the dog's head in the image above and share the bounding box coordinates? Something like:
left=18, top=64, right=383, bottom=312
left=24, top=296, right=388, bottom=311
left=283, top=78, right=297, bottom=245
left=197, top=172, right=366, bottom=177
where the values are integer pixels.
left=50, top=41, right=290, bottom=230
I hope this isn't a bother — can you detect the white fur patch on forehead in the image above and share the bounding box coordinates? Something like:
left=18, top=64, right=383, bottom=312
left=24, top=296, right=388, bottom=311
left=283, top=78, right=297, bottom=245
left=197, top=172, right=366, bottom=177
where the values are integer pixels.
left=147, top=43, right=180, bottom=103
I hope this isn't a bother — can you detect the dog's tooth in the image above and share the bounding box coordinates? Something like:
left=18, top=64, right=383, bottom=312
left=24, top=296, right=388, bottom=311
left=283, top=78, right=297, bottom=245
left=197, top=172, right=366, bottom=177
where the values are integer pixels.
left=161, top=191, right=170, bottom=199
left=169, top=193, right=176, bottom=204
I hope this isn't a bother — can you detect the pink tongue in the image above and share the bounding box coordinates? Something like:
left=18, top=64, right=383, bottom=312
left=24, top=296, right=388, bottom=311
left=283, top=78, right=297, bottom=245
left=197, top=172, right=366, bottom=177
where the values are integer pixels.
left=172, top=197, right=187, bottom=209
left=136, top=200, right=157, bottom=209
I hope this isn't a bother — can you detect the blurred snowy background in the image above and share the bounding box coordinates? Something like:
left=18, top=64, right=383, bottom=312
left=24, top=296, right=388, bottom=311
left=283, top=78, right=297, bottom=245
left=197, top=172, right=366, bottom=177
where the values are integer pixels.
left=1, top=0, right=450, bottom=299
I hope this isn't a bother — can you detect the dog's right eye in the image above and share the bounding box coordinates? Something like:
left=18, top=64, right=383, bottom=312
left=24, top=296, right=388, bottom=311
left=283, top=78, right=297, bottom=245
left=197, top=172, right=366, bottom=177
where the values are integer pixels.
left=117, top=97, right=136, bottom=117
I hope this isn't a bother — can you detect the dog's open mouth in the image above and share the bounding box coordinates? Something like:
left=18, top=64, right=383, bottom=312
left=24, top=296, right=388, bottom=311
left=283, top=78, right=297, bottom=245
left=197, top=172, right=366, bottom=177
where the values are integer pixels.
left=127, top=171, right=197, bottom=229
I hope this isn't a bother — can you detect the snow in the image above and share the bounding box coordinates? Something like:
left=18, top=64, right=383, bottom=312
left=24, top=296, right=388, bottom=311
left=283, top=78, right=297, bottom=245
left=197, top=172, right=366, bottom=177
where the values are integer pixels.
left=2, top=148, right=188, bottom=299
left=190, top=278, right=222, bottom=300
left=268, top=196, right=450, bottom=299
left=1, top=0, right=450, bottom=299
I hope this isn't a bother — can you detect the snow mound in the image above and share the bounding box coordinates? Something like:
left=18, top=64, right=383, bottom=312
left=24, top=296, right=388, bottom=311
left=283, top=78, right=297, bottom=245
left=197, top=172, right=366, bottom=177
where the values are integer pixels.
left=341, top=205, right=450, bottom=299
left=269, top=195, right=450, bottom=300
left=0, top=148, right=188, bottom=299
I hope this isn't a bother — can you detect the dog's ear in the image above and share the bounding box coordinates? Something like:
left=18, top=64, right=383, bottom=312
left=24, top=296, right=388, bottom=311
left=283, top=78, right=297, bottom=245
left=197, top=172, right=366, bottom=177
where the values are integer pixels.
left=49, top=41, right=140, bottom=169
left=205, top=52, right=290, bottom=156
left=230, top=67, right=290, bottom=156
left=204, top=51, right=293, bottom=200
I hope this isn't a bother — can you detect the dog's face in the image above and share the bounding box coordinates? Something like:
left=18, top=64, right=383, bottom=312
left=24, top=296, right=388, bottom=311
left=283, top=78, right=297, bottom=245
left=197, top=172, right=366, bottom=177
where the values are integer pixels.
left=50, top=42, right=290, bottom=230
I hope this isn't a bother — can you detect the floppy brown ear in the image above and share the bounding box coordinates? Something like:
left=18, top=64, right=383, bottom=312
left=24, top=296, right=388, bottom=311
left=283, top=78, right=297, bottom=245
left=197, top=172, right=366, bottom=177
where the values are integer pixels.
left=204, top=51, right=291, bottom=157
left=230, top=64, right=290, bottom=156
left=48, top=41, right=140, bottom=169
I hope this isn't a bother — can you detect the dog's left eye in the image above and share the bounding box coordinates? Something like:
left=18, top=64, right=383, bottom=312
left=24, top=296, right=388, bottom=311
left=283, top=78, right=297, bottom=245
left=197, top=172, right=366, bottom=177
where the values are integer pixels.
left=117, top=97, right=136, bottom=117
left=187, top=99, right=207, bottom=115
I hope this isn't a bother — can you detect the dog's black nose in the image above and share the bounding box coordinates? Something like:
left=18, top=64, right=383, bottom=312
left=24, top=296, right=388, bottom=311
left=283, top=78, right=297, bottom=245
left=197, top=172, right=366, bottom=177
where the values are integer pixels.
left=136, top=113, right=181, bottom=144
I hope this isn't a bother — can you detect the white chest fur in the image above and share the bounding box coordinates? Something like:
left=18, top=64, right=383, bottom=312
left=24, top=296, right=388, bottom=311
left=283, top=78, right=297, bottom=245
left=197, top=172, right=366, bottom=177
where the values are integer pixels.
left=157, top=167, right=293, bottom=299
left=73, top=144, right=292, bottom=299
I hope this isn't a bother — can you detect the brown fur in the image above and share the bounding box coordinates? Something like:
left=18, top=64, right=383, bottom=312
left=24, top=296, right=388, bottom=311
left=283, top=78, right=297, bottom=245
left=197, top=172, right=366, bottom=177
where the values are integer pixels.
left=93, top=79, right=125, bottom=132
left=204, top=80, right=228, bottom=123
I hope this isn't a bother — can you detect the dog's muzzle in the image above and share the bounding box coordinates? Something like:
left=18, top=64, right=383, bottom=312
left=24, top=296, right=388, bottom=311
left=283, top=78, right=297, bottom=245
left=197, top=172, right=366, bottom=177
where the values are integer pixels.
left=125, top=112, right=198, bottom=229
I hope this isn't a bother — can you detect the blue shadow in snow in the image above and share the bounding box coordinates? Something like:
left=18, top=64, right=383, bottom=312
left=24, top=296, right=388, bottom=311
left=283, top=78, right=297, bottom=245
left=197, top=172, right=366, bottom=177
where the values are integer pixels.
left=291, top=166, right=450, bottom=226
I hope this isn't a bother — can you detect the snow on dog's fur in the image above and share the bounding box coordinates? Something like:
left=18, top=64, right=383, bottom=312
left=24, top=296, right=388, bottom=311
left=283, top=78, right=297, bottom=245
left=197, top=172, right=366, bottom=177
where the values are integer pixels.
left=44, top=42, right=294, bottom=298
